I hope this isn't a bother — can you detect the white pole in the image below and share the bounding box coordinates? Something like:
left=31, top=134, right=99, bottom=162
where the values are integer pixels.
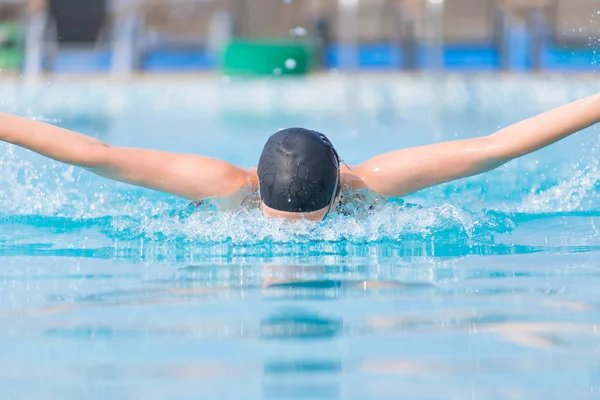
left=426, top=0, right=445, bottom=141
left=337, top=0, right=359, bottom=71
left=24, top=6, right=46, bottom=78
left=426, top=0, right=444, bottom=71
left=110, top=0, right=138, bottom=77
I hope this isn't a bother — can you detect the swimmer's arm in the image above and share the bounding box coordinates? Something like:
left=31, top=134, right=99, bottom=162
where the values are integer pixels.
left=355, top=94, right=600, bottom=197
left=0, top=113, right=252, bottom=200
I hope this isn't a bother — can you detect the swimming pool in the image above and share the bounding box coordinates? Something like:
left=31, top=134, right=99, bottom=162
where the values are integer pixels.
left=1, top=74, right=600, bottom=399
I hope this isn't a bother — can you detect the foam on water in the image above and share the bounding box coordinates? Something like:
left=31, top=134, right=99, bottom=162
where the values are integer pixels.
left=517, top=160, right=600, bottom=213
left=107, top=202, right=515, bottom=245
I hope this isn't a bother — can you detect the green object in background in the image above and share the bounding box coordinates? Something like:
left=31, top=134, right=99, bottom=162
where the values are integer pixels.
left=0, top=22, right=24, bottom=71
left=223, top=40, right=313, bottom=76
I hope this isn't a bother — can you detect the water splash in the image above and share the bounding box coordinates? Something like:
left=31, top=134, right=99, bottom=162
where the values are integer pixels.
left=106, top=202, right=513, bottom=245
left=517, top=160, right=600, bottom=213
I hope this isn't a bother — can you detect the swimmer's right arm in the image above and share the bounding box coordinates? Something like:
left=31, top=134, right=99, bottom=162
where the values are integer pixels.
left=0, top=113, right=253, bottom=200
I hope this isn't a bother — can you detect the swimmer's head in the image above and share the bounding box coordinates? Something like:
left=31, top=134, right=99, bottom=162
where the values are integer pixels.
left=258, top=128, right=341, bottom=222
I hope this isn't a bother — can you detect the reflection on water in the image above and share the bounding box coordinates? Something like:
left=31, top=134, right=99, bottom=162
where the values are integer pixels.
left=1, top=257, right=600, bottom=399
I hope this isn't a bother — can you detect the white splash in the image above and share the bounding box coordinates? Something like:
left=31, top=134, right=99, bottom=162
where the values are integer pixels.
left=517, top=161, right=600, bottom=213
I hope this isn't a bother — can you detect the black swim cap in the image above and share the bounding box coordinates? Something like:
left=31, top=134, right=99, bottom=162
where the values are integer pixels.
left=258, top=128, right=341, bottom=213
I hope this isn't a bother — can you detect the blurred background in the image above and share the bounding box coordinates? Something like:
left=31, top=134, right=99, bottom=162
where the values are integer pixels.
left=0, top=0, right=597, bottom=76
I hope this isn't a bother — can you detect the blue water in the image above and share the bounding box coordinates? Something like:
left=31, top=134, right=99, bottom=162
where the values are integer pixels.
left=1, top=75, right=600, bottom=399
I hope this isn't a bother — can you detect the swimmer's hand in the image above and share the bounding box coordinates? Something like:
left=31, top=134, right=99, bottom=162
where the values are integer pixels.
left=0, top=113, right=253, bottom=200
left=352, top=94, right=600, bottom=197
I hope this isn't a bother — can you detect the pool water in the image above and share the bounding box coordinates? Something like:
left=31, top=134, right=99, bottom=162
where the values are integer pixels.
left=1, top=75, right=600, bottom=399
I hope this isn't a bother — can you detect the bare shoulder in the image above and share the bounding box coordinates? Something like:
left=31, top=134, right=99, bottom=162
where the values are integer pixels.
left=340, top=165, right=368, bottom=191
left=244, top=167, right=259, bottom=189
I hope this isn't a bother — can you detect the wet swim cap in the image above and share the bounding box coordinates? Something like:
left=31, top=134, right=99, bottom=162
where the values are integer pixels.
left=258, top=128, right=341, bottom=213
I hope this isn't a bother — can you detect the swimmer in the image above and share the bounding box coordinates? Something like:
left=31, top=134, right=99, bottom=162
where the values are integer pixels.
left=0, top=94, right=598, bottom=221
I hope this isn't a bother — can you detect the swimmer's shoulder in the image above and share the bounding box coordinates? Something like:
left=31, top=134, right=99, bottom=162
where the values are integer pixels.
left=243, top=167, right=259, bottom=189
left=340, top=165, right=369, bottom=191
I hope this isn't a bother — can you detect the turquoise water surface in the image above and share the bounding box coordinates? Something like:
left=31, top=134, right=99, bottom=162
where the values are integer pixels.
left=1, top=75, right=600, bottom=399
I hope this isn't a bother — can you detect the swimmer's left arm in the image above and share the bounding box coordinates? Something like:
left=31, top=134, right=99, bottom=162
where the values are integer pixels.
left=354, top=94, right=600, bottom=197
